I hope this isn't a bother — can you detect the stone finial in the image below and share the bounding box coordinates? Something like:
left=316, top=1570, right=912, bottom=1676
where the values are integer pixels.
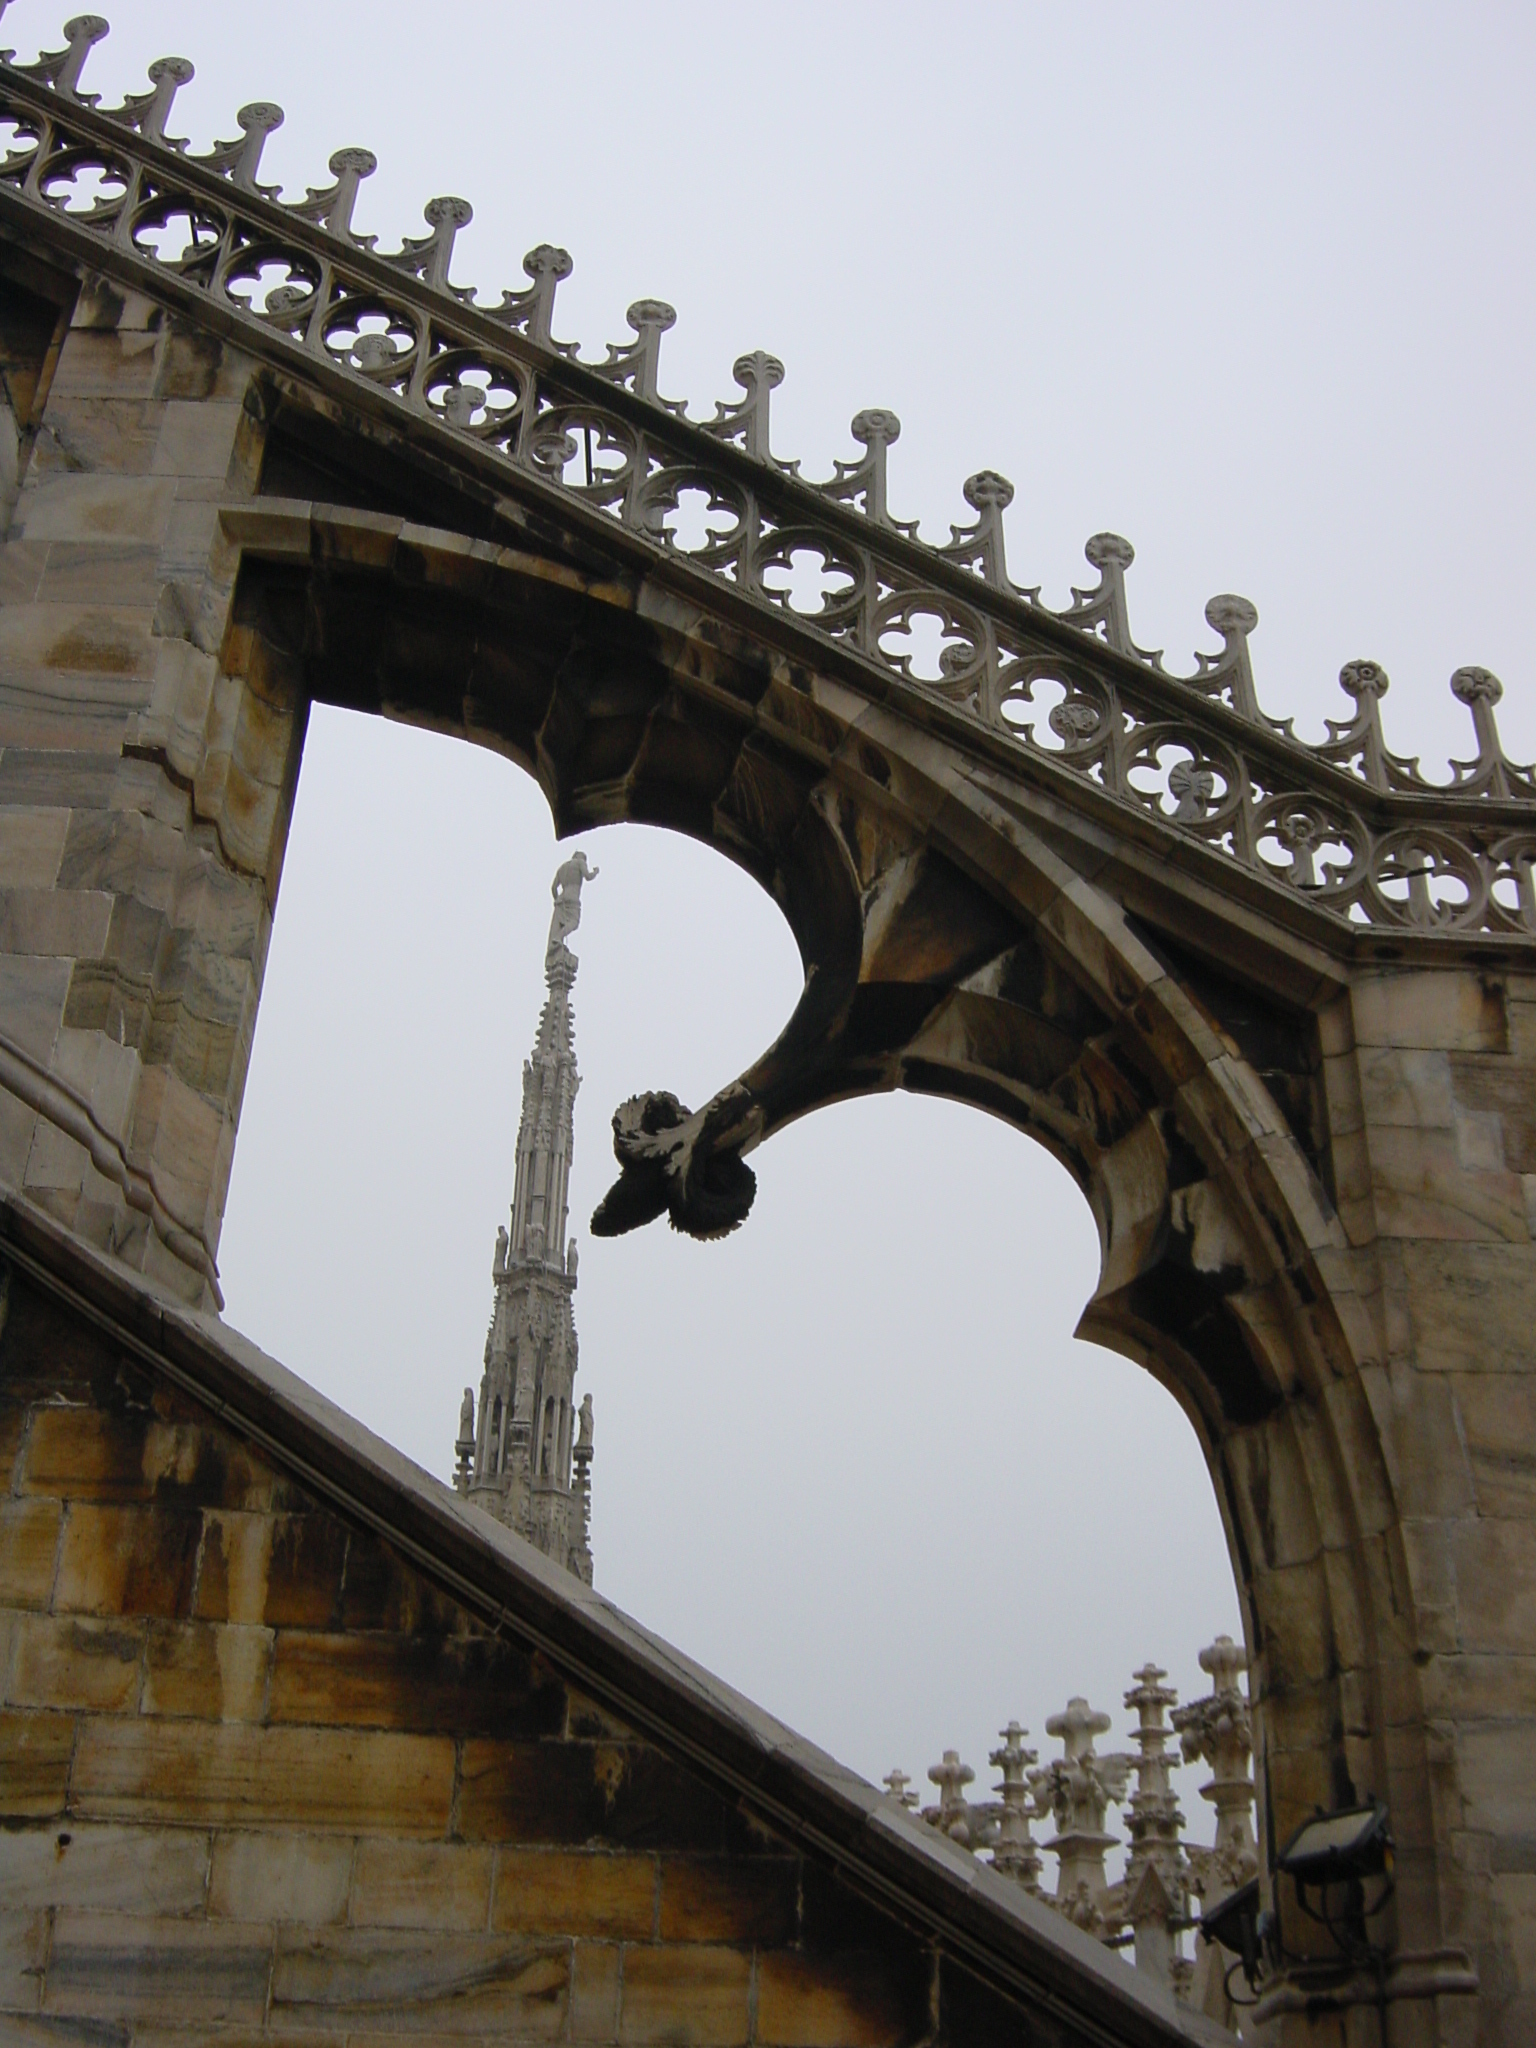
left=493, top=245, right=574, bottom=350
left=403, top=195, right=472, bottom=294
left=1332, top=659, right=1392, bottom=790
left=1449, top=666, right=1536, bottom=798
left=941, top=470, right=1014, bottom=590
left=989, top=1721, right=1044, bottom=1894
left=1039, top=1698, right=1132, bottom=1934
left=301, top=146, right=378, bottom=241
left=704, top=351, right=785, bottom=466
left=212, top=102, right=286, bottom=192
left=1171, top=1635, right=1258, bottom=1905
left=1199, top=593, right=1261, bottom=722
left=596, top=300, right=679, bottom=409
left=1070, top=532, right=1137, bottom=655
left=625, top=300, right=677, bottom=373
left=102, top=54, right=196, bottom=146
left=882, top=1768, right=918, bottom=1810
left=815, top=410, right=915, bottom=538
left=1120, top=1663, right=1187, bottom=1990
left=921, top=1749, right=996, bottom=1850
left=927, top=1749, right=974, bottom=1821
left=847, top=409, right=901, bottom=528
left=23, top=14, right=109, bottom=100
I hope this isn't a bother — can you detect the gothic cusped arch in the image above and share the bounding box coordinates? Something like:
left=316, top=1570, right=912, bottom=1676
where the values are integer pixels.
left=212, top=498, right=1414, bottom=1986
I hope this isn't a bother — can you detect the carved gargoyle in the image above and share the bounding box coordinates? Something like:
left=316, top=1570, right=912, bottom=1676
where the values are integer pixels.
left=590, top=1089, right=757, bottom=1242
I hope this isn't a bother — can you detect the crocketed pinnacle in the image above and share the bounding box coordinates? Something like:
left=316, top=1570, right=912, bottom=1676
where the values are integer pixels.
left=454, top=852, right=598, bottom=1583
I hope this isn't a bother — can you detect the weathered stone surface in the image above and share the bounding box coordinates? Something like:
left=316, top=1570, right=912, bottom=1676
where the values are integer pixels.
left=45, top=1910, right=272, bottom=2022
left=0, top=806, right=69, bottom=888
left=0, top=1239, right=1203, bottom=2048
left=271, top=1930, right=567, bottom=2033
left=2, top=85, right=1535, bottom=2042
left=572, top=1938, right=624, bottom=2042
left=349, top=1839, right=495, bottom=1930
left=458, top=1739, right=741, bottom=1851
left=0, top=1707, right=75, bottom=1815
left=618, top=1943, right=752, bottom=2045
left=193, top=1511, right=349, bottom=1630
left=267, top=1626, right=565, bottom=1734
left=207, top=1828, right=352, bottom=1926
left=756, top=1951, right=925, bottom=2048
left=53, top=1503, right=202, bottom=1618
left=658, top=1856, right=800, bottom=1945
left=7, top=1612, right=143, bottom=1711
left=0, top=1822, right=210, bottom=1915
left=72, top=1719, right=456, bottom=1834
left=493, top=1849, right=657, bottom=1939
left=141, top=1620, right=272, bottom=1721
left=0, top=1497, right=62, bottom=1607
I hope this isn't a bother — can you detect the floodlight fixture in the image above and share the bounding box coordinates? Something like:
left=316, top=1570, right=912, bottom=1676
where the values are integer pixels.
left=1277, top=1803, right=1393, bottom=1890
left=1199, top=1876, right=1262, bottom=1992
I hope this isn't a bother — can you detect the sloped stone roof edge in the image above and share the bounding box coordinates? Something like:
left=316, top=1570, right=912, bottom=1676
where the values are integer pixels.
left=0, top=1192, right=1227, bottom=2048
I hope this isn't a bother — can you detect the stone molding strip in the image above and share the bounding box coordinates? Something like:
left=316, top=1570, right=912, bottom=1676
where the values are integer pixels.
left=0, top=1026, right=222, bottom=1300
left=1251, top=1950, right=1480, bottom=2023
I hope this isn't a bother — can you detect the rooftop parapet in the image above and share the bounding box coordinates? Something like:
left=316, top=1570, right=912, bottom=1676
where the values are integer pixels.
left=3, top=10, right=1533, bottom=943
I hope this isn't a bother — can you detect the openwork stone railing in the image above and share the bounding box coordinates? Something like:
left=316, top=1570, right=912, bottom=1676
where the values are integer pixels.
left=4, top=14, right=1535, bottom=944
left=886, top=1637, right=1259, bottom=2025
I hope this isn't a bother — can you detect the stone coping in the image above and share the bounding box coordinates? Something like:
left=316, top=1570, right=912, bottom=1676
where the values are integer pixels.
left=0, top=1190, right=1228, bottom=2048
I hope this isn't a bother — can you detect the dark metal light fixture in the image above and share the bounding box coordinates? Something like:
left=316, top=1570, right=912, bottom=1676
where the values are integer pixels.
left=1199, top=1875, right=1262, bottom=1990
left=1277, top=1803, right=1393, bottom=1890
left=1276, top=1802, right=1394, bottom=1971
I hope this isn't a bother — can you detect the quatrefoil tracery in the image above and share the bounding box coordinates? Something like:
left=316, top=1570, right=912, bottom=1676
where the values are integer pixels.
left=2, top=20, right=1535, bottom=945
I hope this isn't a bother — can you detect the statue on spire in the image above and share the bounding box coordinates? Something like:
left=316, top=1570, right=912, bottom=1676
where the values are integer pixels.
left=547, top=851, right=598, bottom=968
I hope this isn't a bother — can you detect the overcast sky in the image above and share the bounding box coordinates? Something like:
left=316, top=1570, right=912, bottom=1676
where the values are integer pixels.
left=14, top=0, right=1533, bottom=1843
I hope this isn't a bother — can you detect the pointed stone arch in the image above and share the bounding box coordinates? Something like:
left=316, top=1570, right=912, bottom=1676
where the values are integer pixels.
left=202, top=499, right=1415, bottom=2015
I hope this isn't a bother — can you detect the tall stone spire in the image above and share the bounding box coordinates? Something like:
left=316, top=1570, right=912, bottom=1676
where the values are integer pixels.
left=454, top=852, right=598, bottom=1582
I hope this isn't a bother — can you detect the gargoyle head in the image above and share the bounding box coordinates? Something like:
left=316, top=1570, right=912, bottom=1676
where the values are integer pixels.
left=591, top=1089, right=756, bottom=1242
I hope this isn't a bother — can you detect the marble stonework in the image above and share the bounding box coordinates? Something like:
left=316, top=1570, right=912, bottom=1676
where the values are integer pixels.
left=0, top=52, right=1534, bottom=2043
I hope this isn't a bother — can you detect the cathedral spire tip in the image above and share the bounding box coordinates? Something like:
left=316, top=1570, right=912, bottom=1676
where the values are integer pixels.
left=455, top=855, right=597, bottom=1583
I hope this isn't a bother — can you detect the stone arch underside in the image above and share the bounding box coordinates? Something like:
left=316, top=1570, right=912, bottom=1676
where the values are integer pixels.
left=212, top=481, right=1429, bottom=1993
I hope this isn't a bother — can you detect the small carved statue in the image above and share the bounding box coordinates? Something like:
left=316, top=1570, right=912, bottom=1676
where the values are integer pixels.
left=566, top=1237, right=579, bottom=1280
left=458, top=1386, right=475, bottom=1443
left=494, top=1223, right=508, bottom=1275
left=546, top=850, right=598, bottom=962
left=576, top=1392, right=594, bottom=1450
